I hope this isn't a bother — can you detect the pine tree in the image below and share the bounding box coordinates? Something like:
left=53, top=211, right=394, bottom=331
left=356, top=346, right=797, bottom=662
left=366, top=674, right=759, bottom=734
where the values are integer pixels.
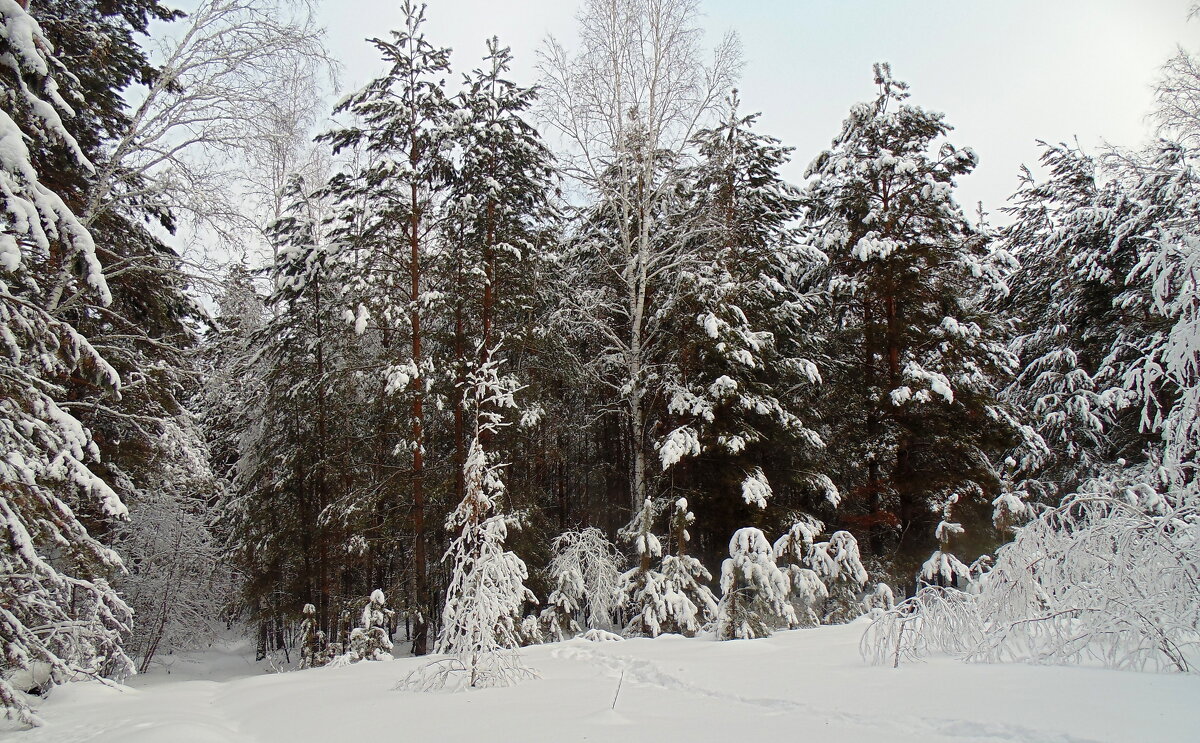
left=772, top=516, right=871, bottom=624
left=805, top=530, right=870, bottom=622
left=919, top=497, right=972, bottom=590
left=1001, top=141, right=1200, bottom=522
left=298, top=603, right=327, bottom=669
left=439, top=35, right=556, bottom=538
left=772, top=515, right=829, bottom=626
left=1000, top=143, right=1131, bottom=512
left=0, top=0, right=135, bottom=725
left=803, top=64, right=1026, bottom=581
left=317, top=0, right=455, bottom=655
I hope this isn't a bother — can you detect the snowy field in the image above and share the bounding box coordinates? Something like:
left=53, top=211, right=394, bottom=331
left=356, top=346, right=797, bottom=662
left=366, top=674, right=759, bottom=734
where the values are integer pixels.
left=2, top=621, right=1196, bottom=743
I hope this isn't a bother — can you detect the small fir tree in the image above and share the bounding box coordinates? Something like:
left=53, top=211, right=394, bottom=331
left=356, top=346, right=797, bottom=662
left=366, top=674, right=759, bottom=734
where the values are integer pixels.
left=806, top=531, right=870, bottom=623
left=919, top=496, right=973, bottom=591
left=658, top=498, right=720, bottom=636
left=539, top=566, right=585, bottom=642
left=424, top=359, right=537, bottom=689
left=299, top=604, right=327, bottom=669
left=347, top=590, right=394, bottom=663
left=773, top=516, right=830, bottom=627
left=716, top=528, right=796, bottom=640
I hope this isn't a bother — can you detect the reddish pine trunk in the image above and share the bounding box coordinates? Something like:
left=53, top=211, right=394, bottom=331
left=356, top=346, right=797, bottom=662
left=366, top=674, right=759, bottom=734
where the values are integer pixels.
left=409, top=179, right=428, bottom=656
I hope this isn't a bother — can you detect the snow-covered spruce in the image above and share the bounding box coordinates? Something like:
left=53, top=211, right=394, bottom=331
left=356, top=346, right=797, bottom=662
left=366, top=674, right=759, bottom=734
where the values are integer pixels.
left=618, top=498, right=718, bottom=638
left=539, top=566, right=585, bottom=642
left=773, top=517, right=872, bottom=625
left=406, top=359, right=537, bottom=690
left=656, top=90, right=833, bottom=519
left=617, top=498, right=666, bottom=636
left=299, top=604, right=326, bottom=669
left=0, top=0, right=135, bottom=726
left=660, top=498, right=719, bottom=635
left=919, top=497, right=973, bottom=591
left=716, top=528, right=796, bottom=639
left=336, top=590, right=394, bottom=664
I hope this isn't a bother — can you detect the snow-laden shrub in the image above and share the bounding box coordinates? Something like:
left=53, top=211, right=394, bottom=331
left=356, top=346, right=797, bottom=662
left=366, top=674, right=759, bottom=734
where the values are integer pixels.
left=539, top=567, right=584, bottom=642
left=546, top=528, right=623, bottom=631
left=578, top=629, right=623, bottom=643
left=517, top=615, right=544, bottom=646
left=862, top=471, right=1200, bottom=672
left=113, top=420, right=231, bottom=674
left=866, top=195, right=1200, bottom=674
left=716, top=528, right=795, bottom=639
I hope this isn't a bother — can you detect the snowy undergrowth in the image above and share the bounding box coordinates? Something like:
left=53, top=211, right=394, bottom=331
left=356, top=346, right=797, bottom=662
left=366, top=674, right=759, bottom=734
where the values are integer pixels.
left=3, top=623, right=1197, bottom=743
left=863, top=472, right=1200, bottom=674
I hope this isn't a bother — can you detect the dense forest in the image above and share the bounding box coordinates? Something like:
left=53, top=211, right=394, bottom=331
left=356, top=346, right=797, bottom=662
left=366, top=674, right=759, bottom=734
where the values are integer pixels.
left=3, top=0, right=1199, bottom=723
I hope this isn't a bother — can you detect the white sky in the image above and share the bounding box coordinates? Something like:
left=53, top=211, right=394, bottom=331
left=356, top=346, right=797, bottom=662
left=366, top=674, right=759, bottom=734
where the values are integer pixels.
left=315, top=0, right=1196, bottom=218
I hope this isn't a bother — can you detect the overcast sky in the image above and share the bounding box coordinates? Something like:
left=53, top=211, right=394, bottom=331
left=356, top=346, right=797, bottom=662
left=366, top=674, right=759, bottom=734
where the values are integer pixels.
left=318, top=0, right=1191, bottom=217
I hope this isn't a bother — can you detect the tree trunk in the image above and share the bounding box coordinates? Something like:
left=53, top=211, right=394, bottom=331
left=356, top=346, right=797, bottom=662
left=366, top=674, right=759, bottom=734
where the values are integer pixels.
left=409, top=179, right=428, bottom=656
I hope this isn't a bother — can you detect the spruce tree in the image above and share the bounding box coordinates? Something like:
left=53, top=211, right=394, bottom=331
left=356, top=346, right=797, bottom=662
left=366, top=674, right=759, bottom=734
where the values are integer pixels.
left=35, top=0, right=224, bottom=667
left=659, top=92, right=833, bottom=553
left=539, top=568, right=584, bottom=642
left=347, top=589, right=394, bottom=663
left=0, top=0, right=135, bottom=724
left=616, top=498, right=666, bottom=636
left=226, top=175, right=362, bottom=656
left=659, top=498, right=719, bottom=635
left=715, top=528, right=795, bottom=639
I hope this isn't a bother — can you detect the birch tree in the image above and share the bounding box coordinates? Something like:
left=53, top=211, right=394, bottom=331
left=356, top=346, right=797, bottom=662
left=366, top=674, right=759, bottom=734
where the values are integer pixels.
left=83, top=0, right=335, bottom=254
left=539, top=0, right=740, bottom=511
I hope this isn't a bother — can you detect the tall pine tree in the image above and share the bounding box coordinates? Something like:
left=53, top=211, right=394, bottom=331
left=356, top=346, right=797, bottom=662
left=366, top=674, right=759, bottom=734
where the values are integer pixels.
left=803, top=64, right=1025, bottom=584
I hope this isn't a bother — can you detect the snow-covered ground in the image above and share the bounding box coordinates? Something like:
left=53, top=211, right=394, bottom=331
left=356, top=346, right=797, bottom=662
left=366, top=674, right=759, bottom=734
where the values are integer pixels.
left=3, top=621, right=1197, bottom=743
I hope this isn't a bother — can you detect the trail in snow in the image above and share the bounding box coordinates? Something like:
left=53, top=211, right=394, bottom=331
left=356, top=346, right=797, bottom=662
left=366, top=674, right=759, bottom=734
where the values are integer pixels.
left=2, top=623, right=1196, bottom=743
left=553, top=644, right=1104, bottom=743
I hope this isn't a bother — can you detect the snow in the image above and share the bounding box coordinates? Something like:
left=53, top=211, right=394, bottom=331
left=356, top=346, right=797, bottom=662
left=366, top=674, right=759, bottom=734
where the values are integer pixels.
left=5, top=623, right=1198, bottom=742
left=739, top=467, right=772, bottom=508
